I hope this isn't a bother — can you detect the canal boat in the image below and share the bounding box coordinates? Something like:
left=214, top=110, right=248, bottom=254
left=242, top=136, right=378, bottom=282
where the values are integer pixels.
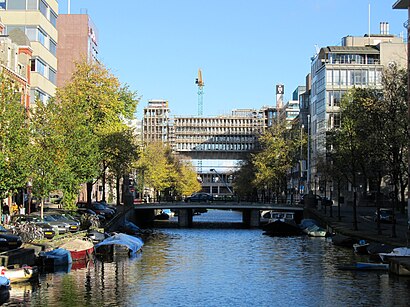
left=353, top=240, right=370, bottom=255
left=337, top=262, right=389, bottom=271
left=331, top=233, right=355, bottom=247
left=0, top=276, right=10, bottom=290
left=0, top=265, right=38, bottom=283
left=95, top=233, right=143, bottom=256
left=299, top=219, right=328, bottom=237
left=59, top=238, right=94, bottom=261
left=262, top=211, right=301, bottom=236
left=378, top=247, right=410, bottom=262
left=38, top=248, right=73, bottom=268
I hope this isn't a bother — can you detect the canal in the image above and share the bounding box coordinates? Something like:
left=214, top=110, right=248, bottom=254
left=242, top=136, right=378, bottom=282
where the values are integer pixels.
left=4, top=210, right=410, bottom=306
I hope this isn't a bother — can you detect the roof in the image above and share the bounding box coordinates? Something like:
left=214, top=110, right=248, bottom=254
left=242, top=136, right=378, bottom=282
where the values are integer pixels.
left=325, top=46, right=380, bottom=55
left=392, top=0, right=410, bottom=9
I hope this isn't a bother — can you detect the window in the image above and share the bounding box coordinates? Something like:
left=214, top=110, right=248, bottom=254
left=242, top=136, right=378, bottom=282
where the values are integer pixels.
left=50, top=10, right=57, bottom=27
left=326, top=70, right=332, bottom=85
left=27, top=0, right=38, bottom=10
left=334, top=70, right=340, bottom=85
left=39, top=0, right=47, bottom=18
left=0, top=0, right=5, bottom=10
left=25, top=27, right=37, bottom=41
left=340, top=70, right=347, bottom=85
left=38, top=28, right=46, bottom=45
left=8, top=0, right=26, bottom=9
left=49, top=39, right=56, bottom=56
left=31, top=58, right=46, bottom=77
left=49, top=67, right=56, bottom=84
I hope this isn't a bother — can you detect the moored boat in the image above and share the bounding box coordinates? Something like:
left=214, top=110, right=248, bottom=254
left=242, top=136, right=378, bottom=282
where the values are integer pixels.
left=379, top=247, right=410, bottom=262
left=0, top=265, right=38, bottom=283
left=353, top=240, right=370, bottom=255
left=331, top=233, right=355, bottom=247
left=337, top=262, right=389, bottom=271
left=59, top=238, right=94, bottom=261
left=262, top=211, right=301, bottom=236
left=39, top=248, right=73, bottom=268
left=95, top=233, right=143, bottom=256
left=299, top=219, right=328, bottom=237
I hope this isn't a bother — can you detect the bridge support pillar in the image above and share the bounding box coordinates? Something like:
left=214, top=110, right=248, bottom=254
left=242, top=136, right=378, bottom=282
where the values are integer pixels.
left=178, top=209, right=193, bottom=227
left=243, top=209, right=260, bottom=227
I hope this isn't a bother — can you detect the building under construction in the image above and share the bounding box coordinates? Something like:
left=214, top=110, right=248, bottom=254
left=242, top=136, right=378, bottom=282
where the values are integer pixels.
left=142, top=102, right=278, bottom=195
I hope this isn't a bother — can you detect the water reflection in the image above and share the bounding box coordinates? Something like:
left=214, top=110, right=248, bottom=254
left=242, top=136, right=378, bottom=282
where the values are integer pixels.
left=3, top=210, right=410, bottom=306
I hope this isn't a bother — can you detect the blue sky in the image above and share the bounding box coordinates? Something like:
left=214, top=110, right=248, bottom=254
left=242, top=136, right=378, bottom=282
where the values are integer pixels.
left=58, top=1, right=408, bottom=119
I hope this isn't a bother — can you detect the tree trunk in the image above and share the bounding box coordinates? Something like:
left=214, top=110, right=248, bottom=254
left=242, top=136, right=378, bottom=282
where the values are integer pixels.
left=102, top=164, right=106, bottom=202
left=116, top=175, right=120, bottom=206
left=353, top=190, right=358, bottom=231
left=86, top=182, right=93, bottom=206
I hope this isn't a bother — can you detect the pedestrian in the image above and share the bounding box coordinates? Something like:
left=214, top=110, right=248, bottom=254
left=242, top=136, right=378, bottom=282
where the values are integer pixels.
left=19, top=204, right=25, bottom=215
left=11, top=202, right=18, bottom=216
left=2, top=202, right=9, bottom=224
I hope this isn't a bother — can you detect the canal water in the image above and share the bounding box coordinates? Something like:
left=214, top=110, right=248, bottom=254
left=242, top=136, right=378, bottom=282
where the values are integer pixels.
left=4, top=210, right=410, bottom=307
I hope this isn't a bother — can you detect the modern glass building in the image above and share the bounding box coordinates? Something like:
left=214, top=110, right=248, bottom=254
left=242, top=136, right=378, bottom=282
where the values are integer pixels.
left=309, top=23, right=406, bottom=186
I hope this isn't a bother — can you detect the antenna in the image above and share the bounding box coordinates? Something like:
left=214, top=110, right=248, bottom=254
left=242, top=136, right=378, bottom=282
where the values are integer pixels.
left=368, top=3, right=371, bottom=45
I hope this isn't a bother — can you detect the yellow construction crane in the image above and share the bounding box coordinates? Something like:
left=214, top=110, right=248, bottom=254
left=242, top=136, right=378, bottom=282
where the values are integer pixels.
left=195, top=69, right=204, bottom=116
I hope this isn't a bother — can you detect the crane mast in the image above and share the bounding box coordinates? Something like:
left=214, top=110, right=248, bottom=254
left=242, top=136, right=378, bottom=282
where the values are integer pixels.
left=195, top=69, right=204, bottom=116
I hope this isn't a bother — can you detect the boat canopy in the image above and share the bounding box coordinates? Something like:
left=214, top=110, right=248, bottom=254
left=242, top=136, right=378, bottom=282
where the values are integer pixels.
left=95, top=233, right=144, bottom=254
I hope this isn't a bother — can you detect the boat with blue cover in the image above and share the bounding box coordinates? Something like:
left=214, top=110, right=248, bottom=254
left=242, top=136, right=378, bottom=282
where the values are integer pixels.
left=95, top=233, right=143, bottom=256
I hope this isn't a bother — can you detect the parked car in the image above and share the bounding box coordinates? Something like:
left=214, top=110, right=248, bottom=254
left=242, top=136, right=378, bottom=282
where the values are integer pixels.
left=96, top=200, right=117, bottom=213
left=299, top=194, right=322, bottom=205
left=0, top=225, right=22, bottom=250
left=31, top=214, right=70, bottom=234
left=10, top=215, right=56, bottom=239
left=77, top=202, right=115, bottom=219
left=47, top=213, right=80, bottom=232
left=373, top=208, right=395, bottom=223
left=90, top=202, right=115, bottom=219
left=184, top=193, right=213, bottom=203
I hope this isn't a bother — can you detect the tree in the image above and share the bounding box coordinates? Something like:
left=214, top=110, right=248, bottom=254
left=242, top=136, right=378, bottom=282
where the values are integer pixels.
left=251, top=123, right=300, bottom=203
left=53, top=59, right=139, bottom=206
left=165, top=151, right=200, bottom=199
left=101, top=128, right=140, bottom=205
left=136, top=142, right=173, bottom=201
left=0, top=72, right=30, bottom=203
left=28, top=99, right=68, bottom=217
left=232, top=155, right=258, bottom=201
left=327, top=87, right=381, bottom=230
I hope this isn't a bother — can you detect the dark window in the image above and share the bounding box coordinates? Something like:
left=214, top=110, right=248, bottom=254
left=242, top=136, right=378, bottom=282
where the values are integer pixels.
left=30, top=59, right=36, bottom=72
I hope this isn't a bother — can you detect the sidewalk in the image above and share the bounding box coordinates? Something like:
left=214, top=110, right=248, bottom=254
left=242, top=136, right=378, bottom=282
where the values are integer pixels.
left=306, top=204, right=410, bottom=248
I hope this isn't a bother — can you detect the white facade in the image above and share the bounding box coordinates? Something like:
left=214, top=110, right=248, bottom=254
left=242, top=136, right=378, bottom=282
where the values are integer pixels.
left=309, top=29, right=406, bottom=182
